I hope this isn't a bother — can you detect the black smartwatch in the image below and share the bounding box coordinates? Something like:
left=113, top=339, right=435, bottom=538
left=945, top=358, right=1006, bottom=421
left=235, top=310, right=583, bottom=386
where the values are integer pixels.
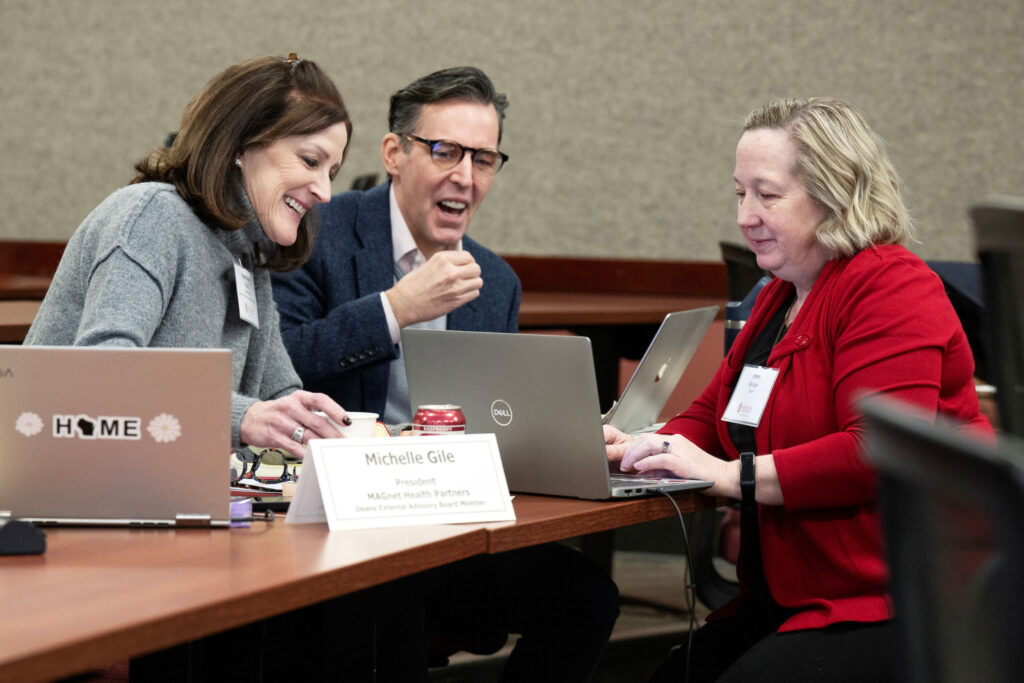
left=740, top=451, right=756, bottom=508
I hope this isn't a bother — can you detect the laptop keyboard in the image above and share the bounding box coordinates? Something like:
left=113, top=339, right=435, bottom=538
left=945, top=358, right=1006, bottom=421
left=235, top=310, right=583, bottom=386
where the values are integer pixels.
left=610, top=473, right=685, bottom=486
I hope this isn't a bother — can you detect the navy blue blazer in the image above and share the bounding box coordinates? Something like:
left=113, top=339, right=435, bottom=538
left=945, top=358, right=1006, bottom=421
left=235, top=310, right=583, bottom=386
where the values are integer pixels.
left=271, top=182, right=522, bottom=415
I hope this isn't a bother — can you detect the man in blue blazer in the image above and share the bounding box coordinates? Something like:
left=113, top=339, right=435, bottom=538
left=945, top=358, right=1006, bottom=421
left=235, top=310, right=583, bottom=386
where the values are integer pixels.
left=270, top=67, right=617, bottom=682
left=272, top=67, right=520, bottom=427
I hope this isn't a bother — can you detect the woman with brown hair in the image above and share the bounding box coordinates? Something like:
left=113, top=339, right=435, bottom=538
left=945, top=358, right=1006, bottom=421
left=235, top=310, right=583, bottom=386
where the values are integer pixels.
left=27, top=53, right=354, bottom=453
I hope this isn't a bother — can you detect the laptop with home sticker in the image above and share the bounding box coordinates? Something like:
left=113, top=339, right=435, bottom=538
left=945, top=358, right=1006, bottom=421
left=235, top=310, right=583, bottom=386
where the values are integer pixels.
left=0, top=345, right=232, bottom=527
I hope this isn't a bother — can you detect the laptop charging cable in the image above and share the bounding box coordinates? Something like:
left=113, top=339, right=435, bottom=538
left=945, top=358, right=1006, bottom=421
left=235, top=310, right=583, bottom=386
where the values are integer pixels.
left=660, top=490, right=698, bottom=683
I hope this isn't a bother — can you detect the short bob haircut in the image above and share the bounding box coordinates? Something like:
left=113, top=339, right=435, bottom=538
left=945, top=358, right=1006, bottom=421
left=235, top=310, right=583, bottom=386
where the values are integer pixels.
left=744, top=98, right=915, bottom=258
left=133, top=54, right=352, bottom=271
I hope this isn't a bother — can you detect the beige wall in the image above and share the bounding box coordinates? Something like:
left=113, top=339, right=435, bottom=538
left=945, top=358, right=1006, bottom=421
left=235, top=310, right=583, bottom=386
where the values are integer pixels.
left=2, top=0, right=1021, bottom=262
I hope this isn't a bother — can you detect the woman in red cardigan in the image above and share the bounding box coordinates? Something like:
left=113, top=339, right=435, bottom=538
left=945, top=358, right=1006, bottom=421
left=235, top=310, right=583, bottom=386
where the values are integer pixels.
left=605, top=98, right=992, bottom=682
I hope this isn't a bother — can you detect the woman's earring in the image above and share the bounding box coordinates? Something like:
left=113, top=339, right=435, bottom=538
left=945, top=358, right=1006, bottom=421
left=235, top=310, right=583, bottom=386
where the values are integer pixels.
left=234, top=157, right=242, bottom=168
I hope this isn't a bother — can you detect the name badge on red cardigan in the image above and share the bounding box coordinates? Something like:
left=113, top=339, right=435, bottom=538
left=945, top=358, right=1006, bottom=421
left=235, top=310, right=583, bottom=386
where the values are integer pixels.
left=722, top=364, right=779, bottom=427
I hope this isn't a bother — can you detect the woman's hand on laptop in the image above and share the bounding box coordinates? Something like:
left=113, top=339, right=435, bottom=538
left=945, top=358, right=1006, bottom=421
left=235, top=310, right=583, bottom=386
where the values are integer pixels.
left=241, top=391, right=351, bottom=456
left=619, top=434, right=734, bottom=492
left=603, top=425, right=634, bottom=469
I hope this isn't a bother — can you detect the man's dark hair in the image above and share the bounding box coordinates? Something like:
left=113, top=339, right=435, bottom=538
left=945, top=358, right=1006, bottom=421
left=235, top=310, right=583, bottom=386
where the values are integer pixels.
left=389, top=66, right=508, bottom=146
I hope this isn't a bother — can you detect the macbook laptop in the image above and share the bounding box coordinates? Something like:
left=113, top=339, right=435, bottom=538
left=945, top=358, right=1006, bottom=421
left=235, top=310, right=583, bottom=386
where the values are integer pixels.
left=0, top=346, right=232, bottom=527
left=603, top=306, right=718, bottom=433
left=402, top=316, right=716, bottom=500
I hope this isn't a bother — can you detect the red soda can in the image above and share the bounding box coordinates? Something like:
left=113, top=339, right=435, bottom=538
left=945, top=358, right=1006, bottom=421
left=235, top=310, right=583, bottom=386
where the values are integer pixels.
left=412, top=405, right=466, bottom=436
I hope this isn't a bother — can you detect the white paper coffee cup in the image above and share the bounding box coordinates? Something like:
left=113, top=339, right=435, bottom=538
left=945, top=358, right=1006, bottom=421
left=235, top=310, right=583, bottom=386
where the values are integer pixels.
left=314, top=410, right=379, bottom=438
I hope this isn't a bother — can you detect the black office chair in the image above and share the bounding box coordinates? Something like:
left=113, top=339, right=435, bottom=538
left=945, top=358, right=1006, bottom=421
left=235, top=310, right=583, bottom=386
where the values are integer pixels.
left=861, top=395, right=1024, bottom=683
left=349, top=173, right=380, bottom=191
left=685, top=245, right=772, bottom=610
left=718, top=241, right=768, bottom=301
left=926, top=260, right=991, bottom=385
left=970, top=195, right=1024, bottom=436
left=724, top=275, right=771, bottom=355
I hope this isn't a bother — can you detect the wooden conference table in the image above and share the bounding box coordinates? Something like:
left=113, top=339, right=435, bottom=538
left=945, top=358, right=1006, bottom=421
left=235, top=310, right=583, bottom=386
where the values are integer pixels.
left=0, top=290, right=720, bottom=347
left=518, top=291, right=722, bottom=329
left=0, top=274, right=47, bottom=341
left=0, top=274, right=50, bottom=301
left=0, top=491, right=722, bottom=682
left=1, top=292, right=721, bottom=346
left=0, top=300, right=41, bottom=343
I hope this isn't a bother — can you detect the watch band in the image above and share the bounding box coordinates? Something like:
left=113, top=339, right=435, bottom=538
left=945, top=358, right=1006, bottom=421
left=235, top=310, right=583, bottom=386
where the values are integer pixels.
left=740, top=451, right=756, bottom=508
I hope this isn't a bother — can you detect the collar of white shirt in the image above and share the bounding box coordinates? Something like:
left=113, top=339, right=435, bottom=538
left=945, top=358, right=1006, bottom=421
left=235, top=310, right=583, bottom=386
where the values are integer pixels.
left=388, top=184, right=462, bottom=275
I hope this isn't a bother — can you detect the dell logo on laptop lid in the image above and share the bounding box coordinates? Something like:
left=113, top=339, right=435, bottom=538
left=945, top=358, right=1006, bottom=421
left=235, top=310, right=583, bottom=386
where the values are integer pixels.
left=491, top=400, right=513, bottom=426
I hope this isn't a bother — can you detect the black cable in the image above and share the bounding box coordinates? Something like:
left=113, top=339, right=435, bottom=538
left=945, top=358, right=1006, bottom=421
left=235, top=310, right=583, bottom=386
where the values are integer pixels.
left=660, top=490, right=698, bottom=682
left=229, top=510, right=276, bottom=524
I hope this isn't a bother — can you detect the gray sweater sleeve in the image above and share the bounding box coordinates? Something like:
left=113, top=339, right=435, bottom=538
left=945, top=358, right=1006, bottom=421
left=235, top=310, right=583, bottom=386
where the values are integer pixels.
left=66, top=246, right=287, bottom=446
left=26, top=183, right=303, bottom=448
left=71, top=248, right=167, bottom=347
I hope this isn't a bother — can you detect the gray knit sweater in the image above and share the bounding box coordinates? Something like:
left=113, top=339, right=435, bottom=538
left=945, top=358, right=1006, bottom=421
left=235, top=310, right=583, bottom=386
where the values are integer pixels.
left=25, top=182, right=302, bottom=446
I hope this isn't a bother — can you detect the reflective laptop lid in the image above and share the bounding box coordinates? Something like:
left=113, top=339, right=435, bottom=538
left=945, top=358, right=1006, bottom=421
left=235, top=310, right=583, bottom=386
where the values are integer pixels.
left=604, top=306, right=718, bottom=434
left=0, top=346, right=232, bottom=527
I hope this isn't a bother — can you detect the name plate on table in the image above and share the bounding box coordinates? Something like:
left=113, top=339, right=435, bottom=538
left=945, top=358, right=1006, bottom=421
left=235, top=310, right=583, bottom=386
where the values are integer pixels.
left=285, top=434, right=515, bottom=530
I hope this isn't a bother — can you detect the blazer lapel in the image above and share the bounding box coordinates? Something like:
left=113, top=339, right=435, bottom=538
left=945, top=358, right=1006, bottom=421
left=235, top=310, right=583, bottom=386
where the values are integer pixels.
left=353, top=184, right=396, bottom=298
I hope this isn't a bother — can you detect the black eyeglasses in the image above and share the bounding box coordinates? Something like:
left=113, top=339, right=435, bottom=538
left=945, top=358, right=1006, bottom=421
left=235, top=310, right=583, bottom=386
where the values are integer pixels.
left=405, top=135, right=508, bottom=175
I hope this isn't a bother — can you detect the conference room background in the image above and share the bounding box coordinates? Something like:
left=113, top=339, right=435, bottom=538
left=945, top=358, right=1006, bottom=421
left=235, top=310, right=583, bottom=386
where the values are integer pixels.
left=2, top=0, right=1020, bottom=262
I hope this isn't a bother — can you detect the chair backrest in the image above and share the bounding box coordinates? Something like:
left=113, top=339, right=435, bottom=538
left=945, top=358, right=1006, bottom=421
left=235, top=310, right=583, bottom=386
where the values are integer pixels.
left=970, top=195, right=1024, bottom=435
left=723, top=275, right=771, bottom=354
left=861, top=396, right=1024, bottom=683
left=349, top=173, right=380, bottom=191
left=718, top=240, right=768, bottom=301
left=719, top=241, right=771, bottom=354
left=926, top=260, right=991, bottom=384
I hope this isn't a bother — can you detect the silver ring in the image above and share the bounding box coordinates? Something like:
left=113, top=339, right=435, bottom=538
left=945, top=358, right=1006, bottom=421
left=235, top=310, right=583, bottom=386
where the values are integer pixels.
left=661, top=440, right=671, bottom=454
left=291, top=425, right=305, bottom=443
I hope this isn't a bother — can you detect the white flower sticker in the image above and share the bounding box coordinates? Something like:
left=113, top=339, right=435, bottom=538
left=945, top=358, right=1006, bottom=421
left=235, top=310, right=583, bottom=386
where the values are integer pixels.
left=15, top=412, right=44, bottom=437
left=147, top=413, right=182, bottom=443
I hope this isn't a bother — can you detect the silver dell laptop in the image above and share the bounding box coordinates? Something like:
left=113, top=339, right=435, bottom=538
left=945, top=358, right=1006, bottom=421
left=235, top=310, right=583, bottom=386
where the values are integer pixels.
left=402, top=308, right=717, bottom=500
left=0, top=346, right=232, bottom=527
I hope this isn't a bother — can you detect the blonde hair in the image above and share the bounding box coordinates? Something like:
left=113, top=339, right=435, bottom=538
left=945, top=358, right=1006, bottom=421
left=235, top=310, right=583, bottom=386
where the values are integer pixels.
left=744, top=98, right=915, bottom=257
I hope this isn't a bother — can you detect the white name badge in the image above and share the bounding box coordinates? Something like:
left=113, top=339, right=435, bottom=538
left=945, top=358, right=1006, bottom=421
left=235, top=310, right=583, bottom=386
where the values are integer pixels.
left=285, top=434, right=516, bottom=530
left=721, top=364, right=779, bottom=427
left=234, top=262, right=259, bottom=328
